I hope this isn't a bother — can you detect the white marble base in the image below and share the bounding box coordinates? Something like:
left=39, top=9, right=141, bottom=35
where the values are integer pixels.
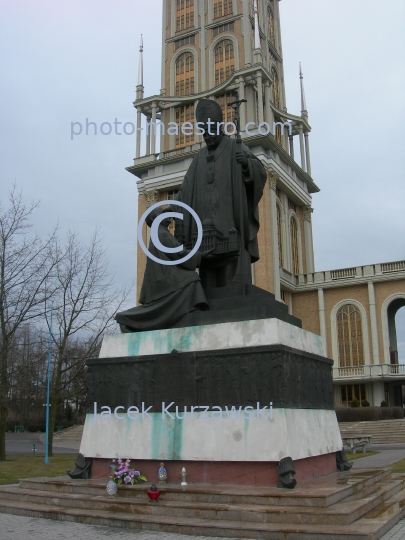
left=99, top=318, right=325, bottom=359
left=80, top=407, right=341, bottom=462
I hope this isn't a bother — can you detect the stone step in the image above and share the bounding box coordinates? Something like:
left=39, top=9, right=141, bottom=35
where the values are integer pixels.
left=340, top=428, right=405, bottom=432
left=0, top=480, right=403, bottom=524
left=339, top=420, right=405, bottom=444
left=0, top=488, right=404, bottom=540
left=53, top=425, right=84, bottom=441
left=17, top=469, right=392, bottom=508
left=0, top=477, right=403, bottom=526
left=54, top=436, right=83, bottom=441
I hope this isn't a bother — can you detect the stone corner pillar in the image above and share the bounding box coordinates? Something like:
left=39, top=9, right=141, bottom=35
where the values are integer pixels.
left=268, top=171, right=281, bottom=301
left=303, top=206, right=315, bottom=274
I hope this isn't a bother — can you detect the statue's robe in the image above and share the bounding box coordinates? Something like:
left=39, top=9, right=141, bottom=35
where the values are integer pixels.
left=115, top=224, right=207, bottom=332
left=177, top=135, right=266, bottom=285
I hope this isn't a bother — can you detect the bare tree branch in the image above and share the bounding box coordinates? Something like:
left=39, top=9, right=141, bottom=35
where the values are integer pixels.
left=0, top=185, right=60, bottom=460
left=45, top=229, right=131, bottom=455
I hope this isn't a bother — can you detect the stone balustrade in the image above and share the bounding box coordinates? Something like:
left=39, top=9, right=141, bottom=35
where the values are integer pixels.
left=333, top=363, right=405, bottom=380
left=279, top=267, right=297, bottom=286
left=291, top=260, right=405, bottom=289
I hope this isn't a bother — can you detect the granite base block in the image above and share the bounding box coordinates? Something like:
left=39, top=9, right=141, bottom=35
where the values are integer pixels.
left=90, top=452, right=337, bottom=486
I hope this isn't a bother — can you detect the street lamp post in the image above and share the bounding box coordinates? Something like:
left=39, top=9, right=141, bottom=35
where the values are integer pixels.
left=44, top=302, right=53, bottom=464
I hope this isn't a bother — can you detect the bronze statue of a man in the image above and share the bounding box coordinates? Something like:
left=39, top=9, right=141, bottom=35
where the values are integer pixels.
left=176, top=99, right=266, bottom=288
left=115, top=207, right=210, bottom=332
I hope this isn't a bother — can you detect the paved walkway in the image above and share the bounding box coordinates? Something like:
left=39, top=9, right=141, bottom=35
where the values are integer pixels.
left=0, top=512, right=404, bottom=540
left=352, top=447, right=405, bottom=469
left=5, top=432, right=79, bottom=455
left=0, top=514, right=246, bottom=540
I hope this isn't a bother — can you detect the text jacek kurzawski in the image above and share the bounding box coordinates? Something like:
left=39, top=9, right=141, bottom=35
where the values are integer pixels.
left=90, top=402, right=273, bottom=423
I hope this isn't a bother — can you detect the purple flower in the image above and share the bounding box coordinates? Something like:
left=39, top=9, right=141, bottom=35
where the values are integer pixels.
left=134, top=471, right=140, bottom=477
left=124, top=475, right=131, bottom=484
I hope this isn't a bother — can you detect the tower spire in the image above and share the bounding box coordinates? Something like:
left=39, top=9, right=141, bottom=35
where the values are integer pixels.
left=253, top=0, right=261, bottom=50
left=299, top=62, right=308, bottom=119
left=136, top=35, right=144, bottom=100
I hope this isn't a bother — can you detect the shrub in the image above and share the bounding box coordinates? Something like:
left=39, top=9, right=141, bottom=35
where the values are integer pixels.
left=351, top=398, right=360, bottom=408
left=381, top=406, right=392, bottom=420
left=26, top=424, right=46, bottom=432
left=392, top=407, right=405, bottom=419
left=361, top=400, right=370, bottom=407
left=335, top=407, right=377, bottom=422
left=335, top=406, right=403, bottom=422
left=381, top=401, right=388, bottom=407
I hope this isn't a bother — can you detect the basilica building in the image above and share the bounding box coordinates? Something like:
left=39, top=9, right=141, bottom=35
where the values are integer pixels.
left=128, top=0, right=405, bottom=408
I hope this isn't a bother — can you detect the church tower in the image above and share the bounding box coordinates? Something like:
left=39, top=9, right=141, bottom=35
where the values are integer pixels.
left=128, top=0, right=318, bottom=308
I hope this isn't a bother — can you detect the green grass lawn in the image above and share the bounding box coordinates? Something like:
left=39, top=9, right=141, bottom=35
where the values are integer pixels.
left=390, top=459, right=405, bottom=474
left=0, top=454, right=76, bottom=485
left=345, top=451, right=379, bottom=461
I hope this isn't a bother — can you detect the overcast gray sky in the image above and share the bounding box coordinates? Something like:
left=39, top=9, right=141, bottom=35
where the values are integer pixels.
left=1, top=0, right=404, bottom=355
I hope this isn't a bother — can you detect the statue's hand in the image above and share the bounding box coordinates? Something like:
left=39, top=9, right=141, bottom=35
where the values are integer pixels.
left=235, top=151, right=249, bottom=170
left=201, top=248, right=214, bottom=259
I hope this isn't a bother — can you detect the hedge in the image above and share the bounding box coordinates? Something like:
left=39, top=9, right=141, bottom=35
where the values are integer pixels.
left=335, top=406, right=404, bottom=422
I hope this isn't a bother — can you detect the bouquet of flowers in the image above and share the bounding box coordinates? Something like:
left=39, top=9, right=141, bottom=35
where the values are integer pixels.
left=114, top=459, right=147, bottom=485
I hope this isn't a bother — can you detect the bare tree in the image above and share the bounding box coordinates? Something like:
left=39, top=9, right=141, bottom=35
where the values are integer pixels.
left=7, top=324, right=48, bottom=430
left=46, top=230, right=129, bottom=456
left=0, top=186, right=58, bottom=460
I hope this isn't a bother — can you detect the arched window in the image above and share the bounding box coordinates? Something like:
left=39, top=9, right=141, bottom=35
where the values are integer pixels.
left=277, top=205, right=283, bottom=267
left=386, top=299, right=405, bottom=364
left=176, top=0, right=195, bottom=32
left=267, top=6, right=275, bottom=46
left=214, top=39, right=235, bottom=86
left=290, top=217, right=299, bottom=274
left=215, top=92, right=234, bottom=123
left=271, top=67, right=280, bottom=108
left=337, top=304, right=364, bottom=367
left=175, top=52, right=195, bottom=96
left=214, top=0, right=233, bottom=19
left=175, top=103, right=195, bottom=148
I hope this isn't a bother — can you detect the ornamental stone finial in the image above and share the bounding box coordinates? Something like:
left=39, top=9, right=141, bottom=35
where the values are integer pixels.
left=302, top=205, right=313, bottom=222
left=267, top=171, right=278, bottom=191
left=145, top=190, right=159, bottom=208
left=299, top=62, right=308, bottom=119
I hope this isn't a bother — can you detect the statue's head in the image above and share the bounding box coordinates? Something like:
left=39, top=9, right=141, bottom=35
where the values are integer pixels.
left=196, top=99, right=223, bottom=151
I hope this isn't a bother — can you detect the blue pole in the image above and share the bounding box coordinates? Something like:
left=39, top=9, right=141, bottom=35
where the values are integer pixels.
left=44, top=302, right=53, bottom=464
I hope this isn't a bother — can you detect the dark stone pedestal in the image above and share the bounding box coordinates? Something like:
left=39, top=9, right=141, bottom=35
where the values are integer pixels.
left=86, top=344, right=333, bottom=413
